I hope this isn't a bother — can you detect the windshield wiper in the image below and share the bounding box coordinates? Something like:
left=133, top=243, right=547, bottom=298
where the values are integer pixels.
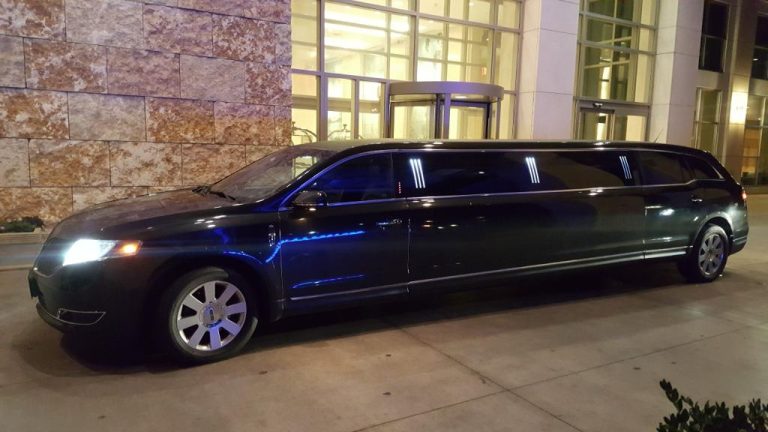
left=192, top=185, right=238, bottom=201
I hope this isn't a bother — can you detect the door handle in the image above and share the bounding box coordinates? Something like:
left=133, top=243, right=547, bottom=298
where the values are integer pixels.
left=376, top=218, right=403, bottom=227
left=690, top=195, right=703, bottom=203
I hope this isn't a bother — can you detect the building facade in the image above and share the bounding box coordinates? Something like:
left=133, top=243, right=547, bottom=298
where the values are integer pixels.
left=1, top=0, right=768, bottom=225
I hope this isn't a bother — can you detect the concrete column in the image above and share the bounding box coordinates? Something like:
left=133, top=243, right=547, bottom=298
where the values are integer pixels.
left=648, top=0, right=703, bottom=146
left=515, top=0, right=579, bottom=139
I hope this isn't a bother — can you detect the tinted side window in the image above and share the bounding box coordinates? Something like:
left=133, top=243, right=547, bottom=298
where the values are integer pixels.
left=535, top=151, right=636, bottom=189
left=685, top=155, right=721, bottom=180
left=639, top=152, right=691, bottom=185
left=402, top=152, right=534, bottom=196
left=307, top=153, right=393, bottom=203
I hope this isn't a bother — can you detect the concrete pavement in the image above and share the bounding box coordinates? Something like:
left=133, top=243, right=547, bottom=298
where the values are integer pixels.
left=0, top=197, right=767, bottom=432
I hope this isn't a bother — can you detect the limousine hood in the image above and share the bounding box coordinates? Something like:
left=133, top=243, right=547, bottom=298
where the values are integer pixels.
left=51, top=189, right=237, bottom=238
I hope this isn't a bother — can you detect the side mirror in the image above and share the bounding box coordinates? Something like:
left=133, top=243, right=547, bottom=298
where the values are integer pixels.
left=293, top=190, right=328, bottom=209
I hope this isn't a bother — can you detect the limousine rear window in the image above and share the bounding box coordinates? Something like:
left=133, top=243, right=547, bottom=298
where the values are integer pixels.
left=400, top=150, right=638, bottom=196
left=685, top=155, right=722, bottom=180
left=638, top=152, right=691, bottom=185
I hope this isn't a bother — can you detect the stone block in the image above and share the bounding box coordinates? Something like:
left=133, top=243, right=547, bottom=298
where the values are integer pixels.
left=147, top=98, right=214, bottom=143
left=180, top=55, right=246, bottom=102
left=214, top=102, right=274, bottom=145
left=68, top=93, right=146, bottom=141
left=29, top=139, right=109, bottom=186
left=244, top=0, right=289, bottom=24
left=24, top=39, right=106, bottom=92
left=65, top=0, right=142, bottom=48
left=0, top=89, right=68, bottom=139
left=0, top=0, right=65, bottom=39
left=213, top=15, right=275, bottom=63
left=107, top=47, right=180, bottom=97
left=144, top=4, right=213, bottom=56
left=0, top=35, right=25, bottom=88
left=0, top=187, right=72, bottom=225
left=246, top=145, right=282, bottom=164
left=0, top=138, right=29, bottom=186
left=182, top=144, right=246, bottom=185
left=110, top=141, right=182, bottom=186
left=246, top=62, right=291, bottom=106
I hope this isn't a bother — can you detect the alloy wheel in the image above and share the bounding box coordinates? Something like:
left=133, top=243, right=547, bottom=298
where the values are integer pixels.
left=175, top=280, right=247, bottom=352
left=698, top=233, right=725, bottom=277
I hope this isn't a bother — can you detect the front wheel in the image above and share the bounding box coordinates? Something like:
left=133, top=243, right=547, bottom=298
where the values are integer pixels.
left=678, top=224, right=729, bottom=283
left=160, top=267, right=259, bottom=364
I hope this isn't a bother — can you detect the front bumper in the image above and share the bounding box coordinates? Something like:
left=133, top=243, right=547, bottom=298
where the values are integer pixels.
left=28, top=257, right=151, bottom=337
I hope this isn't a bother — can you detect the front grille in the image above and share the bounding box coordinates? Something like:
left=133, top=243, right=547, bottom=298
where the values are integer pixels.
left=34, top=237, right=70, bottom=275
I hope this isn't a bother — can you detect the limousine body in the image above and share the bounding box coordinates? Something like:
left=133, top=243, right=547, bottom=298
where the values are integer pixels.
left=29, top=140, right=749, bottom=362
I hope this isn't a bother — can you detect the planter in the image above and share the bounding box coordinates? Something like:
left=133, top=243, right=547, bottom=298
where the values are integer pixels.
left=0, top=230, right=49, bottom=245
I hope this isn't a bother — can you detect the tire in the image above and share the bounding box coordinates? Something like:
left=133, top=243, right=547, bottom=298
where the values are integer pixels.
left=678, top=224, right=729, bottom=283
left=159, top=266, right=259, bottom=364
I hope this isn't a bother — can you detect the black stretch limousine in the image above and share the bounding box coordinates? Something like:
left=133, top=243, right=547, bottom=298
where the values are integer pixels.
left=29, top=140, right=749, bottom=362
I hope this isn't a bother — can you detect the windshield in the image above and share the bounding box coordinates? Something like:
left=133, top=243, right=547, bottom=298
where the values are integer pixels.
left=211, top=146, right=338, bottom=201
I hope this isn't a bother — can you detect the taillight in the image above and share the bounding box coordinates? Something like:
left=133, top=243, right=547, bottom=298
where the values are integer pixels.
left=741, top=189, right=748, bottom=203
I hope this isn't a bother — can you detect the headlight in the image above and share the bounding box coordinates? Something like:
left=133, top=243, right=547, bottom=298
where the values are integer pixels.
left=62, top=239, right=141, bottom=267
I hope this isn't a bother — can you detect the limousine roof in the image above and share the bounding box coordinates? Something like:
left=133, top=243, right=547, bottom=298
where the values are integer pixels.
left=302, top=139, right=714, bottom=158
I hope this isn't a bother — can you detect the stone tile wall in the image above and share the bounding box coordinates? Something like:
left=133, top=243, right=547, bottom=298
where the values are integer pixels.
left=0, top=0, right=291, bottom=225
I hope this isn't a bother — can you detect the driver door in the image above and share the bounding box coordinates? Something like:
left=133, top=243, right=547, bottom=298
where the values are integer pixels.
left=279, top=152, right=409, bottom=302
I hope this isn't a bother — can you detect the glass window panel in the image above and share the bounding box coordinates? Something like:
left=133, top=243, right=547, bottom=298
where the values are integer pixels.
left=746, top=95, right=764, bottom=127
left=419, top=0, right=446, bottom=15
left=756, top=16, right=768, bottom=47
left=447, top=63, right=462, bottom=80
left=307, top=154, right=394, bottom=203
left=498, top=93, right=514, bottom=139
left=579, top=111, right=611, bottom=140
left=752, top=47, right=768, bottom=80
left=699, top=36, right=724, bottom=71
left=327, top=78, right=354, bottom=140
left=390, top=57, right=411, bottom=80
left=702, top=1, right=728, bottom=39
left=494, top=32, right=518, bottom=90
left=695, top=122, right=718, bottom=155
left=586, top=0, right=657, bottom=26
left=639, top=152, right=690, bottom=185
left=292, top=74, right=319, bottom=144
left=497, top=0, right=520, bottom=28
left=614, top=114, right=646, bottom=141
left=698, top=89, right=720, bottom=122
left=292, top=0, right=316, bottom=16
left=467, top=0, right=491, bottom=23
left=392, top=105, right=435, bottom=139
left=359, top=81, right=384, bottom=139
left=449, top=105, right=486, bottom=139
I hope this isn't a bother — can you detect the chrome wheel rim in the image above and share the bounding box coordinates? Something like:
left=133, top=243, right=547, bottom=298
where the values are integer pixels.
left=175, top=280, right=247, bottom=352
left=698, top=233, right=725, bottom=277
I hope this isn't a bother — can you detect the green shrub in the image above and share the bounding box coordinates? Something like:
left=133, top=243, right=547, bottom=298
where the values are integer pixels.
left=659, top=380, right=768, bottom=432
left=0, top=216, right=45, bottom=233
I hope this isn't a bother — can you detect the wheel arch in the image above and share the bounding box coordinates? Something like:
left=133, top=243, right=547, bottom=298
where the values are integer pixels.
left=144, top=254, right=282, bottom=332
left=702, top=214, right=734, bottom=247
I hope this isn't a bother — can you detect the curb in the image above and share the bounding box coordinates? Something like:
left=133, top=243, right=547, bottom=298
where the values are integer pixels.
left=0, top=265, right=31, bottom=272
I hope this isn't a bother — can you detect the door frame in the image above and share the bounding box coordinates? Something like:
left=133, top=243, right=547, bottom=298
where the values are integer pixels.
left=575, top=100, right=650, bottom=141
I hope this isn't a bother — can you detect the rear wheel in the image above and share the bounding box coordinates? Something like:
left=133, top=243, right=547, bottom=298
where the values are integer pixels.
left=678, top=224, right=729, bottom=283
left=160, top=267, right=258, bottom=364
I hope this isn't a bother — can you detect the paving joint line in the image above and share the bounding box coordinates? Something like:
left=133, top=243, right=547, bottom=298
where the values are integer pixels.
left=511, top=324, right=749, bottom=392
left=350, top=390, right=507, bottom=432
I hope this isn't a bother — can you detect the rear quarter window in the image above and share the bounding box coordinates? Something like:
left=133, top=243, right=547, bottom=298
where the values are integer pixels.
left=685, top=155, right=722, bottom=180
left=639, top=151, right=691, bottom=185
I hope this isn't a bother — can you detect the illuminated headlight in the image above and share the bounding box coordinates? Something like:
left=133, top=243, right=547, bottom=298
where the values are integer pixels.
left=62, top=239, right=141, bottom=267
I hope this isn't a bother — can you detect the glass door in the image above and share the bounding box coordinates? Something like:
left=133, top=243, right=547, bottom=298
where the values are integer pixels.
left=578, top=105, right=647, bottom=141
left=391, top=102, right=437, bottom=139
left=449, top=102, right=489, bottom=139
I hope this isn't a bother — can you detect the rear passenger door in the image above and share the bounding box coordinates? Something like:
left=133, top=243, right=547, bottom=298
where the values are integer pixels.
left=401, top=148, right=644, bottom=287
left=638, top=151, right=702, bottom=258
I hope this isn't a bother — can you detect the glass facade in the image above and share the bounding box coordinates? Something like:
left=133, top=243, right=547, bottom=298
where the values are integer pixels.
left=575, top=0, right=657, bottom=141
left=699, top=0, right=729, bottom=72
left=752, top=15, right=768, bottom=80
left=742, top=95, right=768, bottom=185
left=692, top=88, right=722, bottom=157
left=290, top=0, right=520, bottom=143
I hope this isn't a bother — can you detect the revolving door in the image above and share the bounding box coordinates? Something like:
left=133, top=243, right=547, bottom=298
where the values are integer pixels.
left=387, top=81, right=504, bottom=140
